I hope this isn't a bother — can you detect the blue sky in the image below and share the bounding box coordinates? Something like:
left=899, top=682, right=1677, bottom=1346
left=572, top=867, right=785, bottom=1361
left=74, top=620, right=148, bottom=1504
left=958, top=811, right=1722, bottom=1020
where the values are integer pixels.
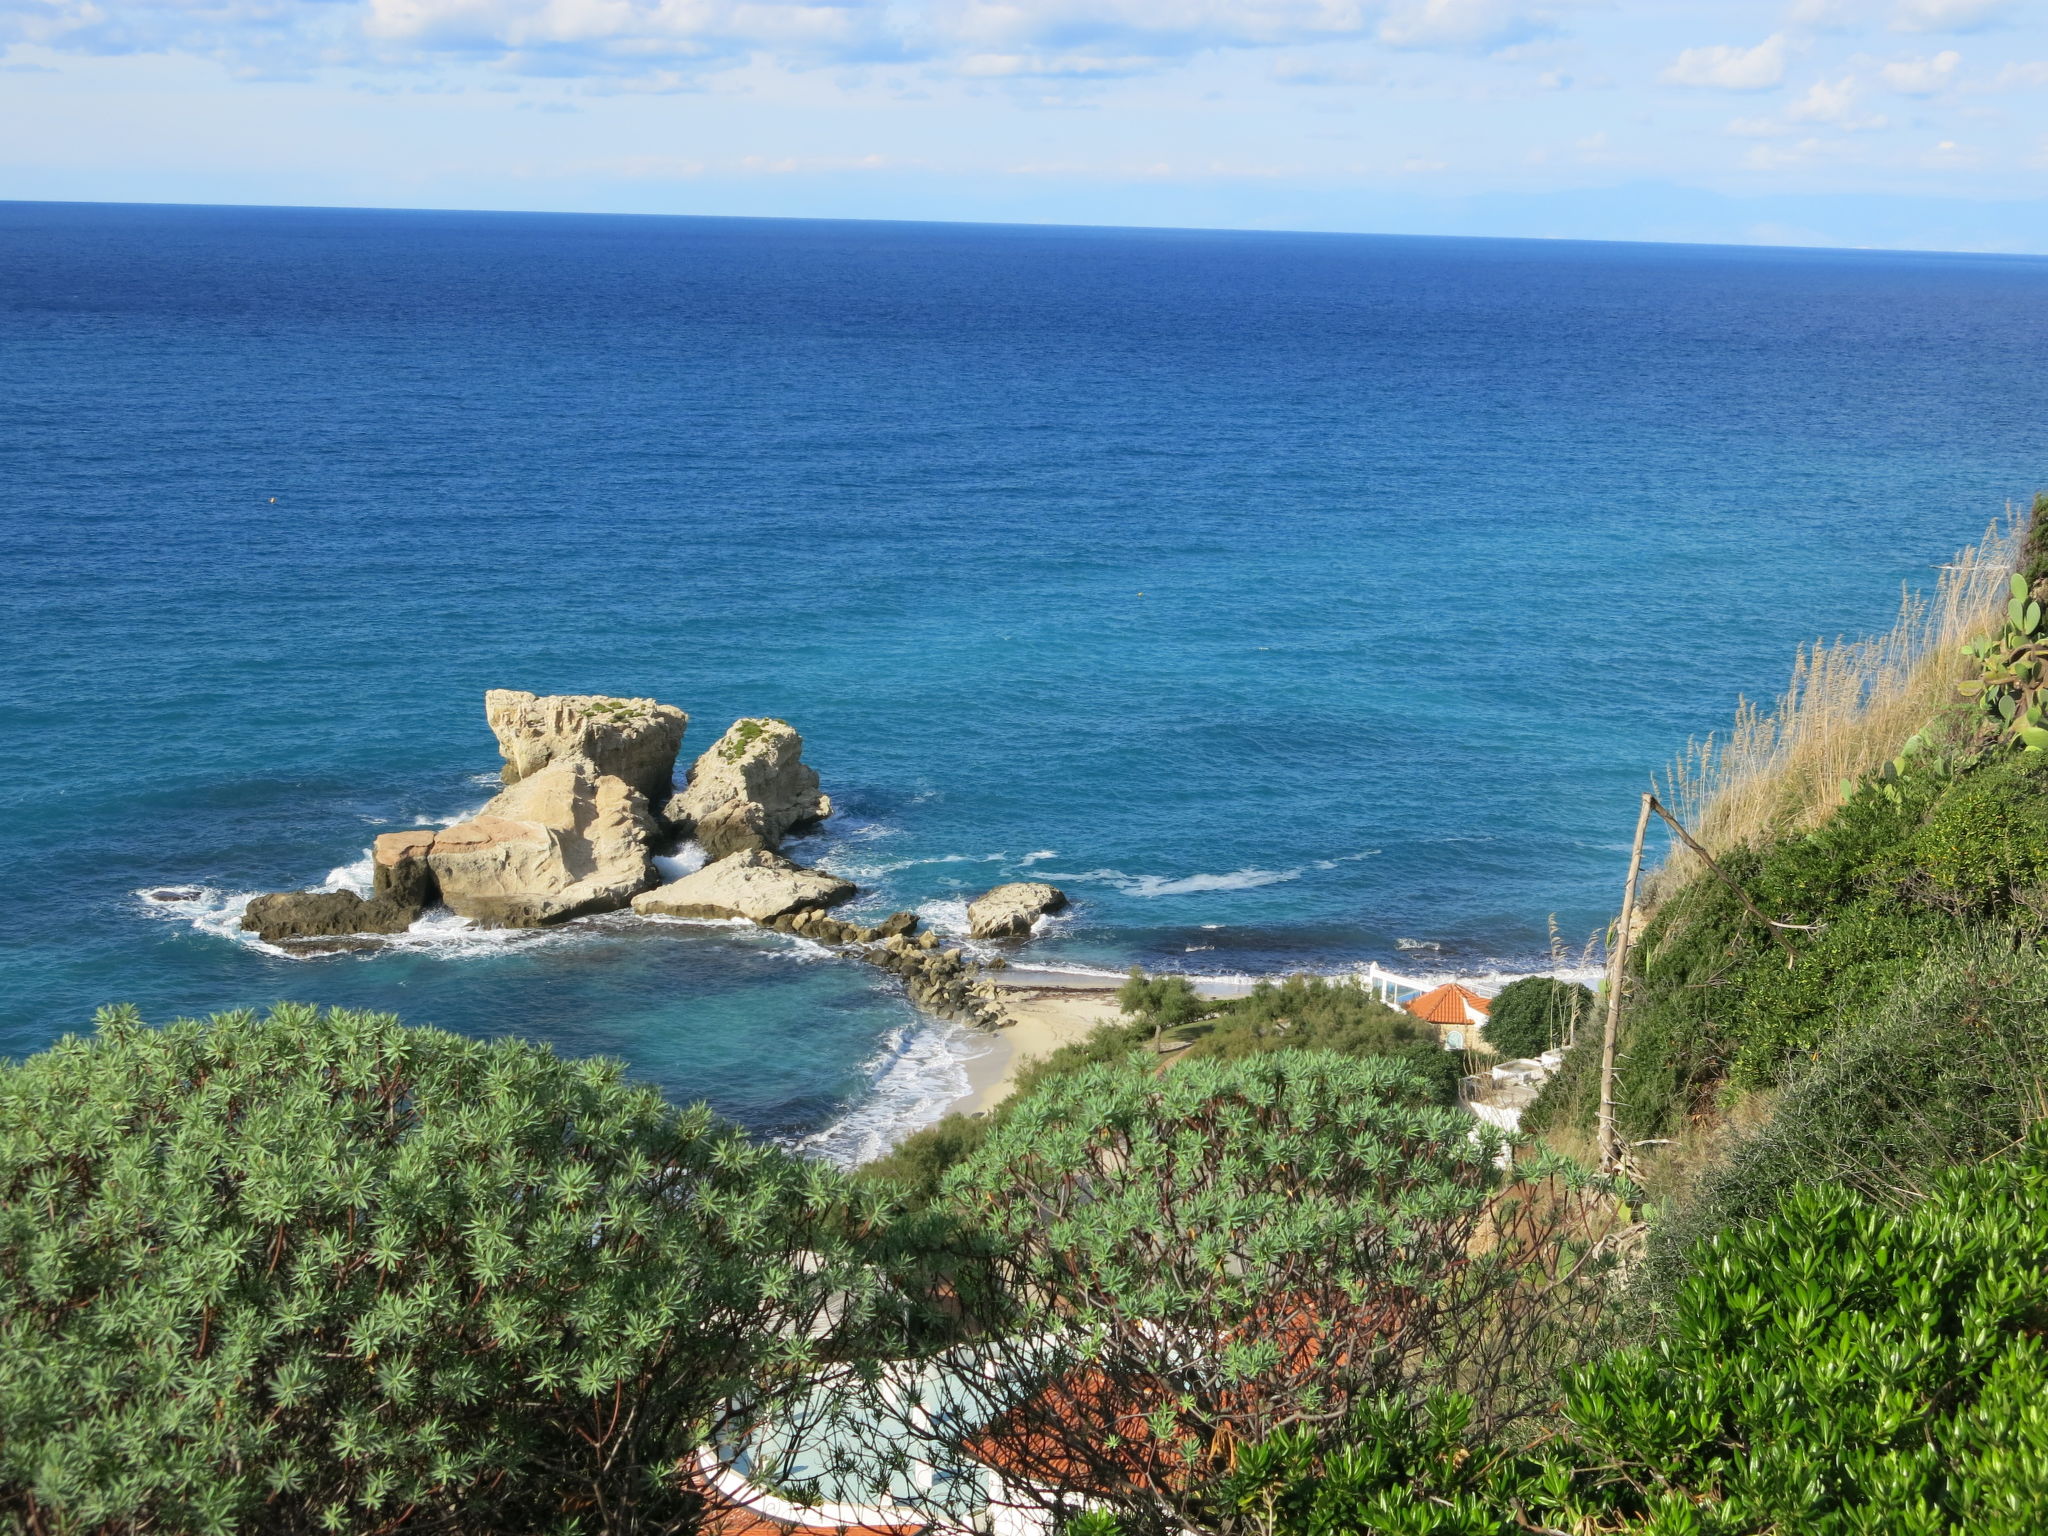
left=4, top=0, right=2047, bottom=248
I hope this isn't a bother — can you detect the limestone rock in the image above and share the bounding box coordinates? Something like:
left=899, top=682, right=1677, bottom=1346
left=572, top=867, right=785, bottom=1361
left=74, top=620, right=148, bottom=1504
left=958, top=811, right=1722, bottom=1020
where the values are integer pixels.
left=485, top=690, right=688, bottom=806
left=664, top=718, right=829, bottom=858
left=967, top=882, right=1069, bottom=940
left=377, top=758, right=658, bottom=929
left=242, top=889, right=420, bottom=943
left=632, top=848, right=856, bottom=923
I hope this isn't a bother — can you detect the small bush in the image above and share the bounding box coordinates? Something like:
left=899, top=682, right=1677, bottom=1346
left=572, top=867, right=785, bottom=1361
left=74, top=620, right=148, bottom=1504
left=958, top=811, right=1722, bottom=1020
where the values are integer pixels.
left=0, top=1005, right=900, bottom=1536
left=1480, top=977, right=1591, bottom=1061
left=1902, top=753, right=2048, bottom=914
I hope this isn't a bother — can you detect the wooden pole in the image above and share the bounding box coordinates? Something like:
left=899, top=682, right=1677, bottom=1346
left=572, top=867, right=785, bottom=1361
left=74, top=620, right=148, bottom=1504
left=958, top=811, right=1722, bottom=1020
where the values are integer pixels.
left=1599, top=792, right=1654, bottom=1174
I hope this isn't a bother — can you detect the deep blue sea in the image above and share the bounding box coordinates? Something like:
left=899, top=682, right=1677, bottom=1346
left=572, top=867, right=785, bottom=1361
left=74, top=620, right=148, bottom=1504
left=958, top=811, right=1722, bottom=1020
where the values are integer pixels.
left=5, top=200, right=2046, bottom=1154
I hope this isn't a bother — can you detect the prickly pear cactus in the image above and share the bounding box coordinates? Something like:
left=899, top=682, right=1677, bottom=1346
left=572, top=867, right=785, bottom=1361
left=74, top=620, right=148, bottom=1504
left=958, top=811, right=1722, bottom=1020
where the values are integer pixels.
left=1960, top=493, right=2048, bottom=755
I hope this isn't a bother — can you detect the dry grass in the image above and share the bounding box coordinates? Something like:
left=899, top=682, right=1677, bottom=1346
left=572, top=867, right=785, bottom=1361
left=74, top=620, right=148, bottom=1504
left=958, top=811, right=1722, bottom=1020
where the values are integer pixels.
left=1652, top=514, right=2023, bottom=890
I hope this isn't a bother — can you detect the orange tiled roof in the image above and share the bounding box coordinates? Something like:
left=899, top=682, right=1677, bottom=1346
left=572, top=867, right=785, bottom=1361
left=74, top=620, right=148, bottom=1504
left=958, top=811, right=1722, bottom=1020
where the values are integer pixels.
left=1402, top=983, right=1490, bottom=1025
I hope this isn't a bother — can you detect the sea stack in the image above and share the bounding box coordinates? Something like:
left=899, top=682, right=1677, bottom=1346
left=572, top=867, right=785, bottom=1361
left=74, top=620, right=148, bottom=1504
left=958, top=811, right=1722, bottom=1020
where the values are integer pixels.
left=374, top=757, right=660, bottom=928
left=665, top=718, right=830, bottom=858
left=484, top=689, right=687, bottom=807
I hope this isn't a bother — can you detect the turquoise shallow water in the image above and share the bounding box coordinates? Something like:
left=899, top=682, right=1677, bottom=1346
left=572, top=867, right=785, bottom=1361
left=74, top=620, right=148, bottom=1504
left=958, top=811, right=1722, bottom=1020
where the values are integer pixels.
left=5, top=199, right=2047, bottom=1150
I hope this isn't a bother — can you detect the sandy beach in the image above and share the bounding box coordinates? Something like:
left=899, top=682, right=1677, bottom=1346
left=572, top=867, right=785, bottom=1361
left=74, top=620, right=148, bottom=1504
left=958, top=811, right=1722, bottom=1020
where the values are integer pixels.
left=950, top=985, right=1125, bottom=1117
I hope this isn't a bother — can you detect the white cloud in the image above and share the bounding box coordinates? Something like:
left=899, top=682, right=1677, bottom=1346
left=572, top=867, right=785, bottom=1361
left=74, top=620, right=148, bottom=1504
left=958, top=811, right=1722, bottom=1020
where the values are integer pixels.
left=1891, top=0, right=2016, bottom=32
left=1878, top=48, right=1958, bottom=91
left=1662, top=33, right=1788, bottom=90
left=1727, top=72, right=1888, bottom=134
left=1376, top=0, right=1551, bottom=52
left=1982, top=58, right=2048, bottom=89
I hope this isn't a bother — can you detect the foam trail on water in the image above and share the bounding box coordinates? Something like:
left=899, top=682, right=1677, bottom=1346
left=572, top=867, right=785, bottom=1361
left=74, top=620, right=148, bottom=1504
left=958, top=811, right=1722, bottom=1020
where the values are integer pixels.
left=790, top=1021, right=989, bottom=1167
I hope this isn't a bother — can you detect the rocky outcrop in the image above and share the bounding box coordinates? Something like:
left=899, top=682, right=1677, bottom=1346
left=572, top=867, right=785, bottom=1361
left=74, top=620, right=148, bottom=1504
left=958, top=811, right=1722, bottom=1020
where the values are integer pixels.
left=485, top=690, right=688, bottom=806
left=665, top=719, right=829, bottom=858
left=863, top=933, right=1010, bottom=1028
left=241, top=888, right=422, bottom=943
left=632, top=848, right=855, bottom=923
left=376, top=758, right=659, bottom=928
left=967, top=882, right=1069, bottom=939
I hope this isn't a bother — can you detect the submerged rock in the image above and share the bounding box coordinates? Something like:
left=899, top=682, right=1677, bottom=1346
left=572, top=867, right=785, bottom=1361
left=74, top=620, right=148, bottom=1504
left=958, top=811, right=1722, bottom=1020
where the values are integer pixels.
left=377, top=758, right=659, bottom=929
left=485, top=690, right=688, bottom=807
left=632, top=848, right=855, bottom=923
left=665, top=718, right=829, bottom=858
left=242, top=888, right=420, bottom=944
left=966, top=882, right=1069, bottom=939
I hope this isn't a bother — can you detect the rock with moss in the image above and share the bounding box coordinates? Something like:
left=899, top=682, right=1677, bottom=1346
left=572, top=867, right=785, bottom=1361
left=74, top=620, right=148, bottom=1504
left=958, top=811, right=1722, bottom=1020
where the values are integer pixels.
left=484, top=688, right=688, bottom=806
left=664, top=717, right=830, bottom=858
left=967, top=881, right=1069, bottom=939
left=632, top=847, right=854, bottom=923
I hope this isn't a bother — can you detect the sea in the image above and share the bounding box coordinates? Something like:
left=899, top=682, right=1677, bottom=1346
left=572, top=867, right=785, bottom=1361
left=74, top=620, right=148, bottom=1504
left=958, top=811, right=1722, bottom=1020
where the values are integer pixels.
left=5, top=199, right=2047, bottom=1159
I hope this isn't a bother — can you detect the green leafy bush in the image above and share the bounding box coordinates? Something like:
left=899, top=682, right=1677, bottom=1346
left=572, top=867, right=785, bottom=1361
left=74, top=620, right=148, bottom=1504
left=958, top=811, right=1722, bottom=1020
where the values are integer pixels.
left=0, top=1005, right=901, bottom=1536
left=1479, top=977, right=1590, bottom=1061
left=864, top=977, right=1457, bottom=1205
left=1193, top=1127, right=2048, bottom=1535
left=1900, top=753, right=2048, bottom=913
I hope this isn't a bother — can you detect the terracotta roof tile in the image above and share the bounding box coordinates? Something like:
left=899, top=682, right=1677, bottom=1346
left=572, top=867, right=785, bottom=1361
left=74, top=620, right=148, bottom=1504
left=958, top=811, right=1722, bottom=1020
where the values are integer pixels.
left=1402, top=983, right=1490, bottom=1025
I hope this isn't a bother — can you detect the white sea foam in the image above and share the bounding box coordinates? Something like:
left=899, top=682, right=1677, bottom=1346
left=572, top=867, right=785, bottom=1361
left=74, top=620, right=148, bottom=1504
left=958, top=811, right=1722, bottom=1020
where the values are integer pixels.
left=1037, top=866, right=1304, bottom=897
left=915, top=897, right=973, bottom=937
left=823, top=850, right=1006, bottom=881
left=652, top=842, right=707, bottom=882
left=321, top=852, right=375, bottom=896
left=1019, top=849, right=1057, bottom=865
left=789, top=1021, right=989, bottom=1167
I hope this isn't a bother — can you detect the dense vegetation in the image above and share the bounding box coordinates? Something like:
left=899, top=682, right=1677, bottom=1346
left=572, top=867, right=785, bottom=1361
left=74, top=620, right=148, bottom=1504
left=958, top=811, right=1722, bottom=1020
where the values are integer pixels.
left=916, top=1054, right=1615, bottom=1535
left=0, top=1005, right=923, bottom=1536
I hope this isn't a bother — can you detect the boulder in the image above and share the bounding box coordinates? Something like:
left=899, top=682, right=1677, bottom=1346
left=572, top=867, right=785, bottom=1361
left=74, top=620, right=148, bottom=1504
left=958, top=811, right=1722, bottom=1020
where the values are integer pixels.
left=485, top=690, right=688, bottom=806
left=874, top=911, right=920, bottom=940
left=966, top=882, right=1069, bottom=940
left=632, top=848, right=855, bottom=924
left=375, top=758, right=659, bottom=929
left=242, top=889, right=420, bottom=943
left=664, top=718, right=829, bottom=858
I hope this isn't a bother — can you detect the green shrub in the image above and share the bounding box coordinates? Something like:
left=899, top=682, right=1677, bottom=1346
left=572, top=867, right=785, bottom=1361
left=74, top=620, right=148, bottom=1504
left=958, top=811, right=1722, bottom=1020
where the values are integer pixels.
left=1480, top=977, right=1591, bottom=1061
left=1901, top=753, right=2048, bottom=914
left=1197, top=1127, right=2048, bottom=1535
left=1642, top=933, right=2048, bottom=1303
left=0, top=1005, right=902, bottom=1536
left=864, top=978, right=1459, bottom=1207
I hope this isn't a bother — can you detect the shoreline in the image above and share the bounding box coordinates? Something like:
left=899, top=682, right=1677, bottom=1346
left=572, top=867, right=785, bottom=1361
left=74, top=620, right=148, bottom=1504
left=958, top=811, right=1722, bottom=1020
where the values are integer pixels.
left=948, top=984, right=1125, bottom=1118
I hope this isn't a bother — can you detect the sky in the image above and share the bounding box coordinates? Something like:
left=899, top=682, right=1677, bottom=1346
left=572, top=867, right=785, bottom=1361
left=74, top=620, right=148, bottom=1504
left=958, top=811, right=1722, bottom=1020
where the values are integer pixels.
left=2, top=0, right=2047, bottom=248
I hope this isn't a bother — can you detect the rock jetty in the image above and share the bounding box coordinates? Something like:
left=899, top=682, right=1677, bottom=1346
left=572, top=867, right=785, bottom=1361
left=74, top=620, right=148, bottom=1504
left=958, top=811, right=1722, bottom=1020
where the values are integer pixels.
left=665, top=718, right=829, bottom=858
left=967, top=881, right=1069, bottom=939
